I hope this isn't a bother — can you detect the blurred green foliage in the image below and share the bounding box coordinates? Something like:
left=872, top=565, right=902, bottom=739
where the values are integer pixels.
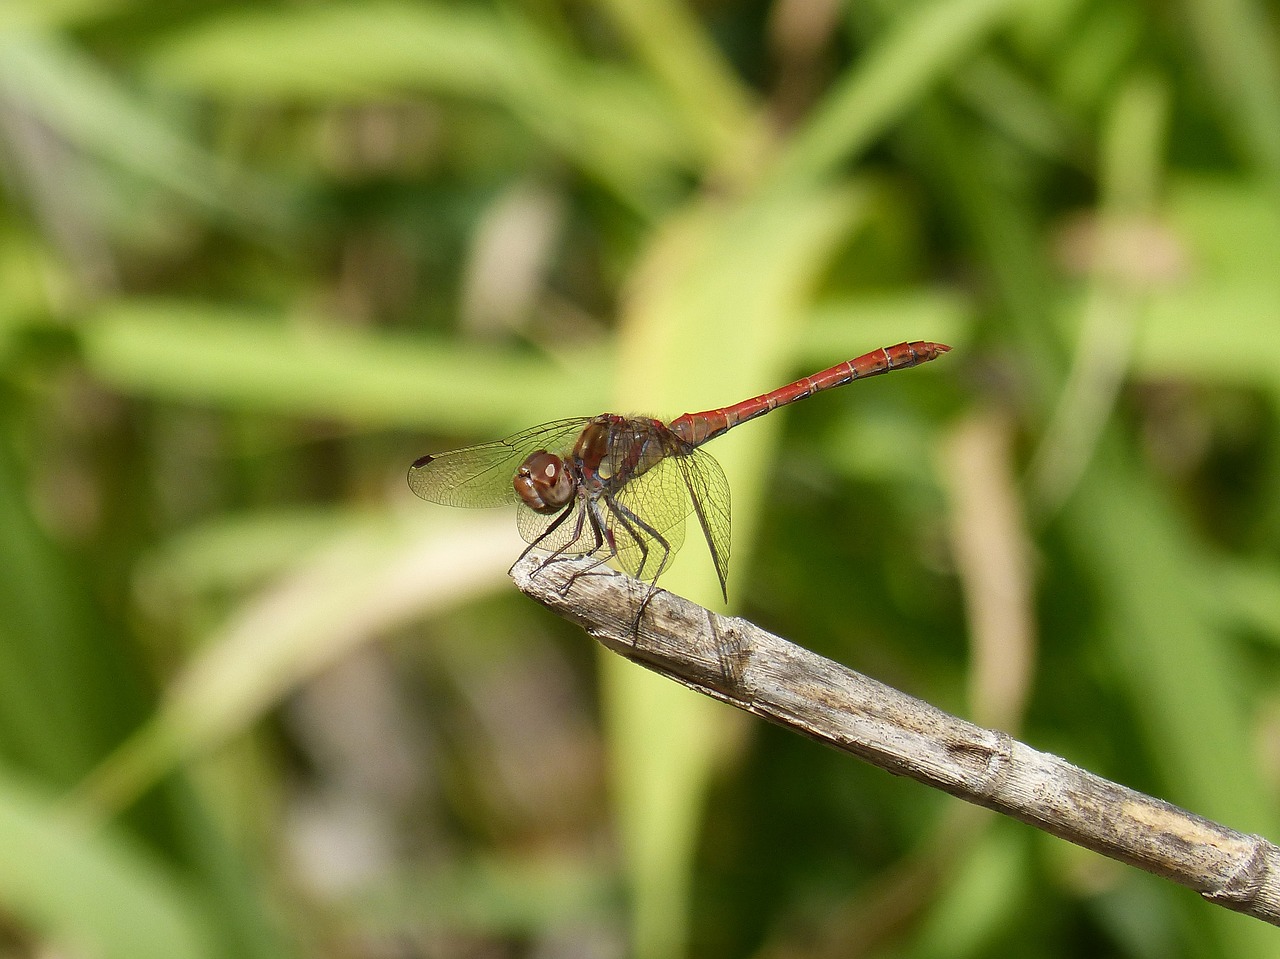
left=1, top=0, right=1279, bottom=957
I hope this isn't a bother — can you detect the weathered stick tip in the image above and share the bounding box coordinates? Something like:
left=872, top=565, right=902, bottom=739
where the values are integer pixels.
left=508, top=552, right=545, bottom=592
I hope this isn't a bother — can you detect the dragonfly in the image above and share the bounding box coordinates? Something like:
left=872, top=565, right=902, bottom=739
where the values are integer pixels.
left=408, top=341, right=950, bottom=600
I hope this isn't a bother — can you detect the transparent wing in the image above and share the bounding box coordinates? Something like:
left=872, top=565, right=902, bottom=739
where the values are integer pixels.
left=672, top=447, right=731, bottom=598
left=407, top=418, right=589, bottom=508
left=516, top=500, right=594, bottom=554
left=607, top=453, right=694, bottom=584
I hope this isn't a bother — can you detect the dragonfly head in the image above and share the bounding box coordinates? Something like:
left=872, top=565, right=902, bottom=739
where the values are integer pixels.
left=515, top=451, right=575, bottom=514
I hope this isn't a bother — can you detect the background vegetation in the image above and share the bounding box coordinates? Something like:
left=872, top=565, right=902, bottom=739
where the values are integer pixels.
left=2, top=0, right=1280, bottom=956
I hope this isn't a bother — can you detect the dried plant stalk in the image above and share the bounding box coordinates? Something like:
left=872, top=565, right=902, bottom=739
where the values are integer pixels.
left=510, top=555, right=1280, bottom=926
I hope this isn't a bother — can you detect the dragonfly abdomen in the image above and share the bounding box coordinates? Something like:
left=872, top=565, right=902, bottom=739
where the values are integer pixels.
left=668, top=341, right=949, bottom=447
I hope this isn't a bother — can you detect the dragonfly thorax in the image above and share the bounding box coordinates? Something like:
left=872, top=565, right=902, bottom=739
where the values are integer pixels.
left=514, top=451, right=575, bottom=514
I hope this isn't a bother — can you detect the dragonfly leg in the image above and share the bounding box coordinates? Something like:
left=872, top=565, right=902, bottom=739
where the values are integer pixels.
left=555, top=499, right=621, bottom=595
left=516, top=495, right=618, bottom=598
left=604, top=496, right=673, bottom=584
left=600, top=495, right=675, bottom=627
left=546, top=502, right=611, bottom=595
left=512, top=501, right=582, bottom=576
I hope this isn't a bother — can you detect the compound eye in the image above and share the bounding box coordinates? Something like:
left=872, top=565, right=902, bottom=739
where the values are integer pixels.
left=514, top=451, right=574, bottom=513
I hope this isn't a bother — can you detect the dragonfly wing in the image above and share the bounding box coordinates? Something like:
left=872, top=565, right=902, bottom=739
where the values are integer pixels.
left=516, top=501, right=595, bottom=555
left=673, top=448, right=731, bottom=599
left=408, top=418, right=589, bottom=508
left=607, top=454, right=691, bottom=584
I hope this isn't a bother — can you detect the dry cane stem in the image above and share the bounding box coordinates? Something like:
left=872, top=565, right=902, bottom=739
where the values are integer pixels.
left=509, top=555, right=1280, bottom=927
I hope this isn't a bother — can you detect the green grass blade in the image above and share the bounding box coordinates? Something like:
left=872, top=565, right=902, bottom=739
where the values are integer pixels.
left=144, top=2, right=693, bottom=209
left=79, top=513, right=516, bottom=812
left=0, top=768, right=213, bottom=959
left=1178, top=0, right=1280, bottom=182
left=776, top=0, right=1027, bottom=186
left=80, top=300, right=609, bottom=432
left=591, top=0, right=757, bottom=167
left=0, top=28, right=257, bottom=215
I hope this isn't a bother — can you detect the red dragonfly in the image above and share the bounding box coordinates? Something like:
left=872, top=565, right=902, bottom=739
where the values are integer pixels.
left=409, top=341, right=950, bottom=599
